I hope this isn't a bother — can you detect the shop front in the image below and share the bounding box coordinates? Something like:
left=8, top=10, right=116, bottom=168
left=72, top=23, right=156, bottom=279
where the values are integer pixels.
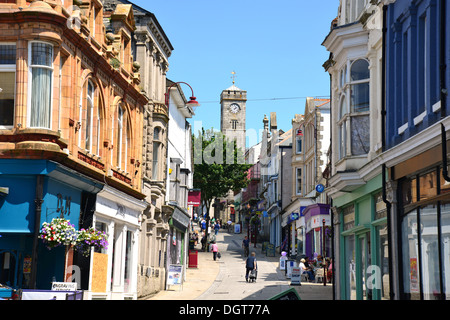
left=303, top=204, right=331, bottom=259
left=392, top=161, right=450, bottom=300
left=333, top=174, right=390, bottom=300
left=165, top=204, right=191, bottom=288
left=0, top=160, right=103, bottom=291
left=84, top=185, right=146, bottom=300
left=280, top=198, right=314, bottom=257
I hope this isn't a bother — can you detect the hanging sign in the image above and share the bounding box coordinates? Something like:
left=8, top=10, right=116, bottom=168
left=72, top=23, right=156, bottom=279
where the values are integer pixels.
left=188, top=190, right=201, bottom=207
left=315, top=184, right=325, bottom=193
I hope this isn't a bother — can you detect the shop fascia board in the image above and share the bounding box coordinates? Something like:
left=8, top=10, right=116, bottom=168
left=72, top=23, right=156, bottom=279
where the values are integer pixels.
left=97, top=185, right=147, bottom=213
left=380, top=116, right=450, bottom=169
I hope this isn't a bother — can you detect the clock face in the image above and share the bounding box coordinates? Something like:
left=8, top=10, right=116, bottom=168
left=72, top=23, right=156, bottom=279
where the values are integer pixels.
left=229, top=103, right=241, bottom=114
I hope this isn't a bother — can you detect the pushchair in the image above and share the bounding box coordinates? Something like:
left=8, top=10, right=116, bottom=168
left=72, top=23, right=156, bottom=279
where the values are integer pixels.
left=249, top=269, right=257, bottom=283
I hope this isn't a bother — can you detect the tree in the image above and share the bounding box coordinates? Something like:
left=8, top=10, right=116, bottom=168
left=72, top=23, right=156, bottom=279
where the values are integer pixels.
left=193, top=128, right=251, bottom=248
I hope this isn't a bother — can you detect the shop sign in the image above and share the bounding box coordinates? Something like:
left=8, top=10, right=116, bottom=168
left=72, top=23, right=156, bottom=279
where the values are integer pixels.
left=187, top=190, right=201, bottom=207
left=51, top=282, right=77, bottom=291
left=167, top=265, right=183, bottom=286
left=56, top=193, right=71, bottom=216
left=306, top=215, right=331, bottom=233
left=290, top=267, right=301, bottom=285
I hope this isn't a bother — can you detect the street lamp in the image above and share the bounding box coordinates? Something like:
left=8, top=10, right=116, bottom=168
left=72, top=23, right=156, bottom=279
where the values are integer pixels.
left=164, top=81, right=200, bottom=109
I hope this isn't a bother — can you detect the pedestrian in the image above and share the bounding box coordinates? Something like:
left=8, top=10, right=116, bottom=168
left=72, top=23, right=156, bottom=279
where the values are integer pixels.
left=201, top=218, right=206, bottom=232
left=245, top=252, right=257, bottom=282
left=304, top=257, right=315, bottom=281
left=201, top=233, right=207, bottom=251
left=227, top=219, right=232, bottom=232
left=210, top=241, right=219, bottom=261
left=214, top=221, right=220, bottom=235
left=242, top=236, right=250, bottom=257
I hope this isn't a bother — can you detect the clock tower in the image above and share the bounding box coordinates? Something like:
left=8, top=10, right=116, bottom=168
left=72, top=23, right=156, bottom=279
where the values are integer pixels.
left=220, top=78, right=247, bottom=154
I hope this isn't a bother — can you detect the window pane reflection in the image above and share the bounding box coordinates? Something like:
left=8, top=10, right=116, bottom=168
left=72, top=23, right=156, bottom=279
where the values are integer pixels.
left=402, top=210, right=420, bottom=300
left=441, top=202, right=450, bottom=300
left=420, top=204, right=441, bottom=300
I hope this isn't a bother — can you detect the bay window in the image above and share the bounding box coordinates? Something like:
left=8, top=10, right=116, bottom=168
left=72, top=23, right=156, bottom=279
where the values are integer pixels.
left=29, top=42, right=53, bottom=129
left=337, top=58, right=370, bottom=159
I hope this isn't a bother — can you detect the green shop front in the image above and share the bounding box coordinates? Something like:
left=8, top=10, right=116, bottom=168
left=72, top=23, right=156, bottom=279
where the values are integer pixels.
left=333, top=173, right=390, bottom=300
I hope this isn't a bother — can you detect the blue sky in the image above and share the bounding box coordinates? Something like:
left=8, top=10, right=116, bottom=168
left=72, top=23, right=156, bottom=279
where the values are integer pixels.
left=133, top=0, right=339, bottom=144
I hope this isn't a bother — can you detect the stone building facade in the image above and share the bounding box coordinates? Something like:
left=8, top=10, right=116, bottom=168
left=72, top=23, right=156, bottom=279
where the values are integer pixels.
left=103, top=0, right=174, bottom=298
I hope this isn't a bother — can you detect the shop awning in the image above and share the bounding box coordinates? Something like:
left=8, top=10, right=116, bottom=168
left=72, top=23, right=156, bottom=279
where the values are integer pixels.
left=281, top=198, right=315, bottom=227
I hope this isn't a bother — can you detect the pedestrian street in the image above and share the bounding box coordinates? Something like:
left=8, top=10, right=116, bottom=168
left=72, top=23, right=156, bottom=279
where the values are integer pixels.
left=147, top=227, right=332, bottom=301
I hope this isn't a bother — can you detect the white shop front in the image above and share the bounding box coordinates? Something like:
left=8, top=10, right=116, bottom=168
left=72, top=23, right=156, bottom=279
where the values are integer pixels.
left=85, top=185, right=146, bottom=300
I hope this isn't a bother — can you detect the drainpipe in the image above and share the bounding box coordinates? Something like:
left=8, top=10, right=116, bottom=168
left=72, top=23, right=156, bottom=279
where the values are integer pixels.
left=439, top=0, right=447, bottom=120
left=381, top=164, right=394, bottom=300
left=30, top=175, right=44, bottom=289
left=381, top=4, right=395, bottom=301
left=438, top=0, right=448, bottom=299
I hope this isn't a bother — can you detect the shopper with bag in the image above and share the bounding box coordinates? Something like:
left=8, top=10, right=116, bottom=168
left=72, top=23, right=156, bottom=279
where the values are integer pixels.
left=210, top=241, right=219, bottom=261
left=245, top=252, right=258, bottom=282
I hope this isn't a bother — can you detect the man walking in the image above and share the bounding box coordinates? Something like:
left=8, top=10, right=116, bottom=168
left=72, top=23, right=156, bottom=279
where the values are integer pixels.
left=242, top=236, right=250, bottom=257
left=245, top=252, right=257, bottom=282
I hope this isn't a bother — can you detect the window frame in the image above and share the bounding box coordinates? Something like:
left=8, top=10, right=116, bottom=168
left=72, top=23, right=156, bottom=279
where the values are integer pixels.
left=296, top=167, right=302, bottom=195
left=85, top=80, right=95, bottom=152
left=296, top=135, right=302, bottom=154
left=337, top=58, right=370, bottom=160
left=116, top=104, right=124, bottom=169
left=27, top=41, right=54, bottom=129
left=0, top=42, right=16, bottom=130
left=152, top=126, right=162, bottom=181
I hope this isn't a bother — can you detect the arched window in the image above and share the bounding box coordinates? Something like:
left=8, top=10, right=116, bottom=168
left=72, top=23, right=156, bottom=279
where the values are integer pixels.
left=336, top=58, right=371, bottom=160
left=85, top=80, right=94, bottom=152
left=350, top=59, right=370, bottom=155
left=116, top=104, right=124, bottom=168
left=350, top=59, right=370, bottom=113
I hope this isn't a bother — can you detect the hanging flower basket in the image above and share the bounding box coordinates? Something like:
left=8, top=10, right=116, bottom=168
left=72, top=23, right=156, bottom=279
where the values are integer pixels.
left=39, top=218, right=78, bottom=250
left=74, top=227, right=108, bottom=257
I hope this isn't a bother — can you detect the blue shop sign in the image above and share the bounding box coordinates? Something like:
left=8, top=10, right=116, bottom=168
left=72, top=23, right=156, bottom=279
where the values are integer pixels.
left=316, top=184, right=325, bottom=193
left=287, top=212, right=300, bottom=224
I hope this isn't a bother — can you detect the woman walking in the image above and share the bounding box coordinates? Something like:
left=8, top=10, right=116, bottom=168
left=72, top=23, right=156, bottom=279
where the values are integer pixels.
left=210, top=241, right=219, bottom=261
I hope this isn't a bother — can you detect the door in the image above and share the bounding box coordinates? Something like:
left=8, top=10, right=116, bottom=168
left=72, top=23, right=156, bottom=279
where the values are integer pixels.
left=358, top=232, right=372, bottom=300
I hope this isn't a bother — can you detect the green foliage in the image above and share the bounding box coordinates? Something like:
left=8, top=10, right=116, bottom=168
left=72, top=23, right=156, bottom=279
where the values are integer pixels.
left=193, top=128, right=251, bottom=214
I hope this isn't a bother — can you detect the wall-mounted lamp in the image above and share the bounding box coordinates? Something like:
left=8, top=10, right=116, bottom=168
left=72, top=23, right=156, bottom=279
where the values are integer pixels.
left=164, top=81, right=200, bottom=109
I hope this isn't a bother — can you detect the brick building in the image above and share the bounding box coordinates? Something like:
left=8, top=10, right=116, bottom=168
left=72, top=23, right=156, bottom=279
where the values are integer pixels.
left=0, top=0, right=147, bottom=300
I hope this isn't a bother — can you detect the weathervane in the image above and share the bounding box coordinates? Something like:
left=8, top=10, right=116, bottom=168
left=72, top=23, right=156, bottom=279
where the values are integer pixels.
left=231, top=71, right=237, bottom=85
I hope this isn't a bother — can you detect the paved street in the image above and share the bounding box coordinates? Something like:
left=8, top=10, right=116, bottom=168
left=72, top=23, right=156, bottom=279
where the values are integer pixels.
left=146, top=227, right=333, bottom=301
